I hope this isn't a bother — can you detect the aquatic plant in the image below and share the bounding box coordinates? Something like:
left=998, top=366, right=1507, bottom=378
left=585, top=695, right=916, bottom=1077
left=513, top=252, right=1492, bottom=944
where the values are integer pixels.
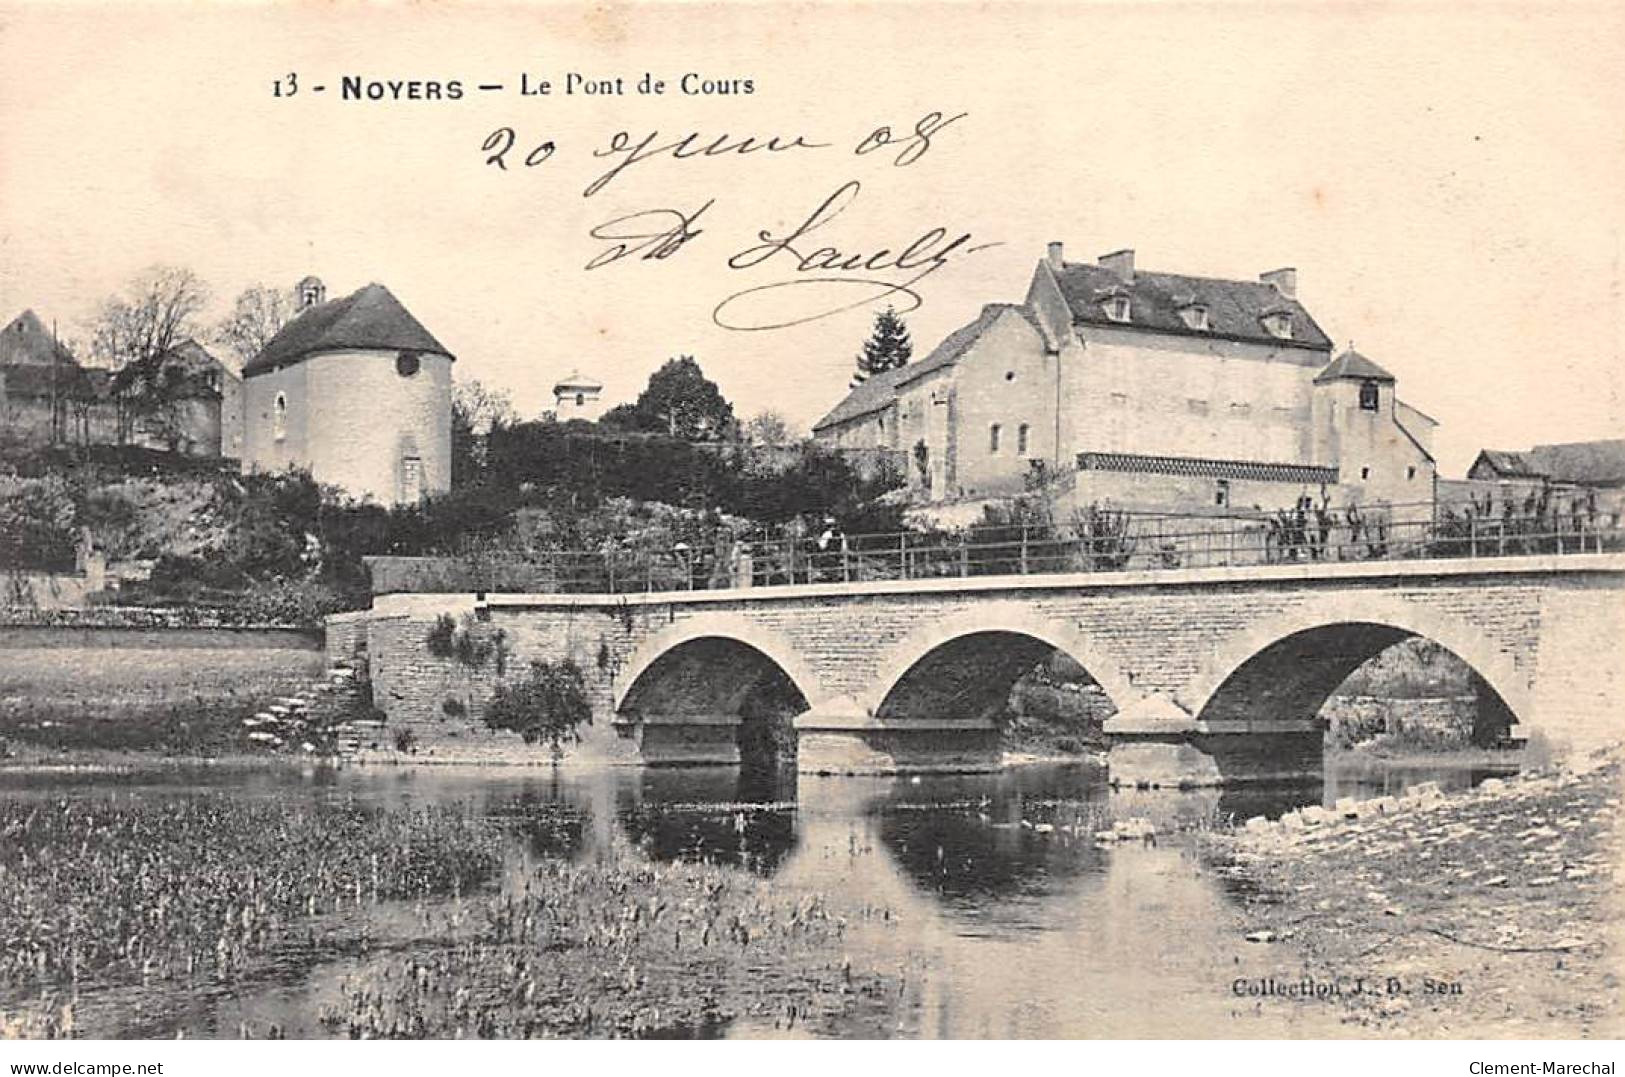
left=0, top=795, right=505, bottom=996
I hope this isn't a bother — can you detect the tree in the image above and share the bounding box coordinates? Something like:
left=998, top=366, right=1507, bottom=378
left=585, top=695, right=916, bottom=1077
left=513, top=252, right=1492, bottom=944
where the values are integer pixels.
left=90, top=266, right=210, bottom=445
left=743, top=409, right=798, bottom=446
left=216, top=284, right=296, bottom=366
left=484, top=659, right=593, bottom=760
left=851, top=306, right=912, bottom=387
left=611, top=355, right=736, bottom=441
left=451, top=378, right=519, bottom=486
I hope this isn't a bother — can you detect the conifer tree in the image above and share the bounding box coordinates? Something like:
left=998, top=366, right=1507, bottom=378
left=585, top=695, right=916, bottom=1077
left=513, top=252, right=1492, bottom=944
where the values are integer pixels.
left=851, top=307, right=913, bottom=387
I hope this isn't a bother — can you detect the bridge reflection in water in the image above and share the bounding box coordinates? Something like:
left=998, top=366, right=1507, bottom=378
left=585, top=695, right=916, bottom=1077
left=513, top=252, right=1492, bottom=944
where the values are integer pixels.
left=11, top=758, right=1509, bottom=1037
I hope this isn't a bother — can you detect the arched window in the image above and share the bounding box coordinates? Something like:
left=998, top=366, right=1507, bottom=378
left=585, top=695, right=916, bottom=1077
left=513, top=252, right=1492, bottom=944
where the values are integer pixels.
left=1017, top=423, right=1030, bottom=456
left=273, top=392, right=287, bottom=440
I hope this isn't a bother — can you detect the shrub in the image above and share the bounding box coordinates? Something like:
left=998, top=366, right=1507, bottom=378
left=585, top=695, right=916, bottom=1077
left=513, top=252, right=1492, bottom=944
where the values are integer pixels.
left=484, top=659, right=592, bottom=759
left=393, top=727, right=418, bottom=754
left=425, top=613, right=503, bottom=669
left=426, top=614, right=458, bottom=658
left=442, top=697, right=467, bottom=719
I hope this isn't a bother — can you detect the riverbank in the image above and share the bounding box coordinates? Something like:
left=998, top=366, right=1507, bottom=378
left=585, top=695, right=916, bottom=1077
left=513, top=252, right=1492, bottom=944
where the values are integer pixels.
left=1205, top=746, right=1623, bottom=1037
left=0, top=623, right=329, bottom=756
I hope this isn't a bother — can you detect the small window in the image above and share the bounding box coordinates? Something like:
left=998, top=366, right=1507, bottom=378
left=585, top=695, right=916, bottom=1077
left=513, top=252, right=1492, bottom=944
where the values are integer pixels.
left=1360, top=466, right=1370, bottom=480
left=1263, top=312, right=1294, bottom=340
left=1104, top=296, right=1131, bottom=322
left=1005, top=371, right=1016, bottom=382
left=1109, top=392, right=1128, bottom=408
left=1180, top=305, right=1210, bottom=331
left=1017, top=423, right=1029, bottom=456
left=989, top=423, right=1001, bottom=453
left=1407, top=465, right=1417, bottom=481
left=575, top=392, right=585, bottom=407
left=273, top=392, right=287, bottom=441
left=396, top=351, right=421, bottom=378
left=1186, top=398, right=1209, bottom=416
left=1359, top=380, right=1379, bottom=411
left=1215, top=479, right=1230, bottom=507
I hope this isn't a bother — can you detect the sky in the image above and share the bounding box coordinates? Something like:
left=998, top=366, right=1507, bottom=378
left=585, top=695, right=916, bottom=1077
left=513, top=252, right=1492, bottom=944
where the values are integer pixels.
left=1, top=0, right=1621, bottom=476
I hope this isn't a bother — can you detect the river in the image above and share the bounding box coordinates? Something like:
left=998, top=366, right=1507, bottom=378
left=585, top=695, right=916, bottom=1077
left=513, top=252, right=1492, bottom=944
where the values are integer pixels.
left=0, top=756, right=1515, bottom=1039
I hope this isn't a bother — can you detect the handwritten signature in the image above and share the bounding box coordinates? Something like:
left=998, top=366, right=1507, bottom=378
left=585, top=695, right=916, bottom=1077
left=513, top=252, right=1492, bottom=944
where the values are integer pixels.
left=585, top=181, right=997, bottom=330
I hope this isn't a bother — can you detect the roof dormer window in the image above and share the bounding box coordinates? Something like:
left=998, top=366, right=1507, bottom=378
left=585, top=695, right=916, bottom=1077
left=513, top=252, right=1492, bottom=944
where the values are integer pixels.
left=1103, top=296, right=1131, bottom=323
left=1180, top=304, right=1210, bottom=331
left=1262, top=310, right=1294, bottom=340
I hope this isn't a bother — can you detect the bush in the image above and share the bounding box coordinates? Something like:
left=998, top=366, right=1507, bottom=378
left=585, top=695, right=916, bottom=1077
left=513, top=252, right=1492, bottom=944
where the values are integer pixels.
left=235, top=576, right=346, bottom=627
left=484, top=659, right=592, bottom=759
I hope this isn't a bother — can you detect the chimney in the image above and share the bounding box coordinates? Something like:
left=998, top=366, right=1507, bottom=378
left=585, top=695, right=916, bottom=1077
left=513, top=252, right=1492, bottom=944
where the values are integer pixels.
left=1046, top=241, right=1065, bottom=271
left=1260, top=267, right=1297, bottom=299
left=1098, top=249, right=1135, bottom=283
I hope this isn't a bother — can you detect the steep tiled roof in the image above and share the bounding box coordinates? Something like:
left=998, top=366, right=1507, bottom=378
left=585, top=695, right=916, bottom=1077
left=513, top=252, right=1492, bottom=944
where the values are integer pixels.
left=1472, top=449, right=1537, bottom=478
left=1314, top=348, right=1395, bottom=384
left=811, top=362, right=910, bottom=431
left=813, top=304, right=1034, bottom=432
left=243, top=283, right=452, bottom=377
left=1050, top=264, right=1333, bottom=350
left=0, top=309, right=75, bottom=366
left=1475, top=440, right=1625, bottom=486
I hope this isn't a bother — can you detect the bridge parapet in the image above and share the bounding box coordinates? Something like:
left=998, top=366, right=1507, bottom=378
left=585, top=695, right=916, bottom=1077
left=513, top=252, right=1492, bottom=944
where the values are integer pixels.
left=357, top=553, right=1625, bottom=782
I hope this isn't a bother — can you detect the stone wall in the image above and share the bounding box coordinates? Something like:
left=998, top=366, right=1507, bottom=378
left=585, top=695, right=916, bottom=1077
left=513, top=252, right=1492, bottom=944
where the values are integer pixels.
left=361, top=555, right=1625, bottom=766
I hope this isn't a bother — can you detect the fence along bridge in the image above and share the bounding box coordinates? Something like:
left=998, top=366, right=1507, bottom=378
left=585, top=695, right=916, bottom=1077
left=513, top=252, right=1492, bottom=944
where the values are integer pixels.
left=361, top=502, right=1625, bottom=785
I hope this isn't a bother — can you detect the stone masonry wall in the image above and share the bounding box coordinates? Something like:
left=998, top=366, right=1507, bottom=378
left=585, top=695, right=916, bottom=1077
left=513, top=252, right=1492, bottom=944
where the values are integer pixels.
left=363, top=557, right=1625, bottom=762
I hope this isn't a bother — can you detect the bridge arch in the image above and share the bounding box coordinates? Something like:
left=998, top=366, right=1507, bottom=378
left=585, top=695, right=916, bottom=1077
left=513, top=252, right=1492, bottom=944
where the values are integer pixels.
left=865, top=604, right=1138, bottom=723
left=612, top=612, right=825, bottom=715
left=1178, top=592, right=1532, bottom=733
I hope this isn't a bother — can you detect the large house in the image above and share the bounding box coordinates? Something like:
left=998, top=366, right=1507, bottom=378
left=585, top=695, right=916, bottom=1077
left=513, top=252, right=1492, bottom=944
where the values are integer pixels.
left=814, top=243, right=1438, bottom=521
left=242, top=278, right=454, bottom=505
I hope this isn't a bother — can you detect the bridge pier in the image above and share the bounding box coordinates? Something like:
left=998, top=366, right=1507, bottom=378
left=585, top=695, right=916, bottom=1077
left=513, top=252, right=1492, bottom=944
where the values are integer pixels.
left=794, top=708, right=1002, bottom=775
left=1104, top=698, right=1322, bottom=788
left=624, top=713, right=742, bottom=766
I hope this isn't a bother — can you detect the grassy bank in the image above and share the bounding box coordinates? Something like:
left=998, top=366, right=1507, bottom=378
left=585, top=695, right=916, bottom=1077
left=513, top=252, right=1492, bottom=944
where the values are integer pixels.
left=1205, top=750, right=1623, bottom=1037
left=0, top=627, right=326, bottom=756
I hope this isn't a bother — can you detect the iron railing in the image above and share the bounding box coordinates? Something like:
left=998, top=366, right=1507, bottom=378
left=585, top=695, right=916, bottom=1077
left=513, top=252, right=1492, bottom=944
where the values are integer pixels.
left=445, top=496, right=1625, bottom=595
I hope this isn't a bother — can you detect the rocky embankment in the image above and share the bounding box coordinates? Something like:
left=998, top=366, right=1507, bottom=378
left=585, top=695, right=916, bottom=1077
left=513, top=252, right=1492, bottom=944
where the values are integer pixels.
left=1208, top=748, right=1623, bottom=1038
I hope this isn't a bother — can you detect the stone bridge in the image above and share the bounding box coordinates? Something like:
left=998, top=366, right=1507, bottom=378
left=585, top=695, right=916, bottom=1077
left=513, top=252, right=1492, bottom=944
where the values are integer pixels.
left=355, top=553, right=1625, bottom=785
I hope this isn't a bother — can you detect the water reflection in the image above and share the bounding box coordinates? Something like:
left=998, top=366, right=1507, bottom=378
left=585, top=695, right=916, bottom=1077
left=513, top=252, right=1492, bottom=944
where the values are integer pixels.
left=0, top=753, right=1515, bottom=1039
left=618, top=765, right=799, bottom=874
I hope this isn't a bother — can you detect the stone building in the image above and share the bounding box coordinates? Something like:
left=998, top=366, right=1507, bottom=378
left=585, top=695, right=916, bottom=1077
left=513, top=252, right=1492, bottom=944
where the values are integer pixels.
left=1, top=310, right=241, bottom=456
left=241, top=278, right=453, bottom=505
left=552, top=371, right=605, bottom=422
left=0, top=309, right=106, bottom=447
left=118, top=339, right=241, bottom=457
left=814, top=243, right=1438, bottom=521
left=1455, top=438, right=1625, bottom=523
